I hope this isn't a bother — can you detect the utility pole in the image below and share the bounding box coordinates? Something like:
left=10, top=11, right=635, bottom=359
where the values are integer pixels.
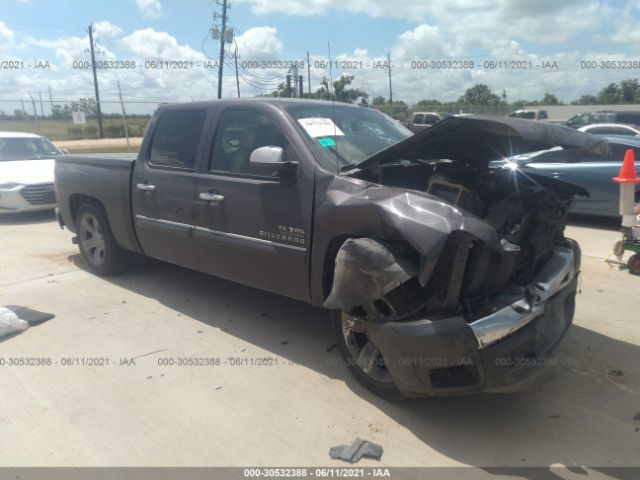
left=20, top=99, right=26, bottom=118
left=306, top=51, right=311, bottom=95
left=290, top=66, right=298, bottom=98
left=387, top=52, right=393, bottom=105
left=88, top=23, right=104, bottom=138
left=298, top=75, right=303, bottom=98
left=117, top=81, right=130, bottom=150
left=216, top=0, right=229, bottom=99
left=234, top=42, right=240, bottom=98
left=38, top=91, right=44, bottom=118
left=48, top=87, right=54, bottom=116
left=286, top=74, right=292, bottom=98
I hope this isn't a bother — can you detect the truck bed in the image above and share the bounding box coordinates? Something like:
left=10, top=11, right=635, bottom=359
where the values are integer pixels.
left=55, top=154, right=141, bottom=253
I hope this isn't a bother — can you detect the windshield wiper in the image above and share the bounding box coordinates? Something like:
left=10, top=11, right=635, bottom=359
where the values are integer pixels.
left=339, top=162, right=361, bottom=172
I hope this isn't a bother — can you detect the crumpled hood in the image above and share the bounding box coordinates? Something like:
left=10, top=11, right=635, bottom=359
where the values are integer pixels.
left=356, top=115, right=608, bottom=170
left=0, top=159, right=55, bottom=185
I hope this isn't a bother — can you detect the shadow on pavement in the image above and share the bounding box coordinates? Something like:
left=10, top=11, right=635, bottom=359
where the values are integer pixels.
left=68, top=252, right=640, bottom=471
left=0, top=209, right=56, bottom=226
left=568, top=214, right=621, bottom=231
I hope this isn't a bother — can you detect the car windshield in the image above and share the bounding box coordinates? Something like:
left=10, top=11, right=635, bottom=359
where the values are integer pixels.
left=0, top=137, right=63, bottom=161
left=285, top=104, right=413, bottom=173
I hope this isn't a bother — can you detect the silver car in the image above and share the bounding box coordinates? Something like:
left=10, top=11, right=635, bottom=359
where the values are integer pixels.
left=578, top=123, right=640, bottom=137
left=0, top=132, right=63, bottom=214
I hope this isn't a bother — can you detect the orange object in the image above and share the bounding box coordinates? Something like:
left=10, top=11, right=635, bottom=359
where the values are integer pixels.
left=613, top=149, right=640, bottom=183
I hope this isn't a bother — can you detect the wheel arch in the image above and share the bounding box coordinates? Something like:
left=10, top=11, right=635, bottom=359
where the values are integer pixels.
left=68, top=193, right=142, bottom=254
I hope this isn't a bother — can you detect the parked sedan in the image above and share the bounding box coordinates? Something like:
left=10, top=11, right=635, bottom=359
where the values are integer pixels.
left=519, top=135, right=640, bottom=218
left=0, top=132, right=63, bottom=214
left=578, top=123, right=640, bottom=137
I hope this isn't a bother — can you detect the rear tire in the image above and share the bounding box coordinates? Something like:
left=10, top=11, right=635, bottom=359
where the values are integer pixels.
left=75, top=203, right=127, bottom=275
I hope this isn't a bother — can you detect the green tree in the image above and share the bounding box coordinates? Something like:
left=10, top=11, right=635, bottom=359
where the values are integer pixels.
left=414, top=99, right=443, bottom=110
left=51, top=104, right=72, bottom=120
left=313, top=77, right=331, bottom=100
left=596, top=83, right=620, bottom=104
left=619, top=79, right=639, bottom=103
left=511, top=99, right=531, bottom=108
left=571, top=94, right=598, bottom=105
left=540, top=93, right=560, bottom=105
left=458, top=84, right=503, bottom=106
left=71, top=98, right=98, bottom=117
left=332, top=75, right=368, bottom=103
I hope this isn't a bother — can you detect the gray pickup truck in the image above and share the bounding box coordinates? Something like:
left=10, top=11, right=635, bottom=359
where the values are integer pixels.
left=55, top=99, right=604, bottom=399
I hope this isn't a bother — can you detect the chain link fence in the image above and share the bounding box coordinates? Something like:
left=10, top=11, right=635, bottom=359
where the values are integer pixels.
left=0, top=98, right=573, bottom=142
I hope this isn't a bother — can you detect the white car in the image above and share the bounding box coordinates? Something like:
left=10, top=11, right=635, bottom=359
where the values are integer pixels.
left=578, top=123, right=640, bottom=137
left=0, top=132, right=64, bottom=214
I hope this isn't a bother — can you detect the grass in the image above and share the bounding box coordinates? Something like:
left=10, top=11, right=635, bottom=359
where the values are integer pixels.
left=65, top=146, right=140, bottom=154
left=0, top=118, right=149, bottom=141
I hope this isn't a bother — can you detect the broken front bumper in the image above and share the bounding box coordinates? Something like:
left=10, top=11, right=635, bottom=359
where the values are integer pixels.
left=367, top=244, right=579, bottom=397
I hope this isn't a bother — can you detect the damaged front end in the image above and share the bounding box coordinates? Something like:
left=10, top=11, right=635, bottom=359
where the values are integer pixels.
left=320, top=115, right=604, bottom=396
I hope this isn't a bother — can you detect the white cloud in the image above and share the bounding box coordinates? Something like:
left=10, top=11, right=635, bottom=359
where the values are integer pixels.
left=393, top=24, right=462, bottom=59
left=0, top=21, right=16, bottom=53
left=135, top=0, right=163, bottom=19
left=93, top=21, right=124, bottom=42
left=1, top=2, right=639, bottom=113
left=122, top=28, right=205, bottom=61
left=235, top=27, right=284, bottom=61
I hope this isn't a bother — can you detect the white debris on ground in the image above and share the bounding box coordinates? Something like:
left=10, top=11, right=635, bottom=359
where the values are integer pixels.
left=0, top=306, right=29, bottom=338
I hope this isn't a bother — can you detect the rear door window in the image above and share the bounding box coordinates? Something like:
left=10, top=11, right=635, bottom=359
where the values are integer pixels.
left=149, top=110, right=207, bottom=170
left=611, top=127, right=637, bottom=136
left=588, top=127, right=615, bottom=135
left=424, top=114, right=440, bottom=125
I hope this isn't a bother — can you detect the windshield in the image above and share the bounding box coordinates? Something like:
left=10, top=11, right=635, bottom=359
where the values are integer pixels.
left=0, top=137, right=63, bottom=161
left=285, top=104, right=412, bottom=173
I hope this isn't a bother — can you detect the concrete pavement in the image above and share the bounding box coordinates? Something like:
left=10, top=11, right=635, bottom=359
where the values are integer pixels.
left=0, top=211, right=638, bottom=467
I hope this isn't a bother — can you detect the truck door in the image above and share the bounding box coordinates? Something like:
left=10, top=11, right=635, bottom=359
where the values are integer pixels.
left=193, top=107, right=313, bottom=302
left=131, top=108, right=207, bottom=269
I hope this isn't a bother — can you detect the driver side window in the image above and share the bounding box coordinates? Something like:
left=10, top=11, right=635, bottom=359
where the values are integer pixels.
left=210, top=109, right=287, bottom=175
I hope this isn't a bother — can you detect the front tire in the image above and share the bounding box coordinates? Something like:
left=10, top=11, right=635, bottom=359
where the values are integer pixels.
left=332, top=298, right=408, bottom=401
left=76, top=203, right=127, bottom=275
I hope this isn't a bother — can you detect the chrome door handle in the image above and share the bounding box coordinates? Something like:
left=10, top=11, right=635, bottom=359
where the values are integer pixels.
left=136, top=183, right=156, bottom=192
left=550, top=172, right=562, bottom=178
left=199, top=192, right=225, bottom=204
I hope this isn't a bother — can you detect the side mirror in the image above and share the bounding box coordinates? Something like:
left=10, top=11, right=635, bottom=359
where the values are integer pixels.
left=249, top=146, right=298, bottom=180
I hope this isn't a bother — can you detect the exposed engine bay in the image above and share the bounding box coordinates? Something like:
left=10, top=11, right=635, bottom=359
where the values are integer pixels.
left=325, top=158, right=582, bottom=323
left=319, top=115, right=605, bottom=396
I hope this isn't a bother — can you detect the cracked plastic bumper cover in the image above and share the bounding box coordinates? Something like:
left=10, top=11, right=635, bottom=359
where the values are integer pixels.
left=367, top=244, right=579, bottom=397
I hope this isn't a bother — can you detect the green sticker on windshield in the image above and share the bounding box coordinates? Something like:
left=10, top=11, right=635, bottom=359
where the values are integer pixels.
left=318, top=137, right=336, bottom=148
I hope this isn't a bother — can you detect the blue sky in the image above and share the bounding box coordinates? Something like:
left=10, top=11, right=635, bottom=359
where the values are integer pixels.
left=1, top=0, right=639, bottom=113
left=0, top=0, right=413, bottom=63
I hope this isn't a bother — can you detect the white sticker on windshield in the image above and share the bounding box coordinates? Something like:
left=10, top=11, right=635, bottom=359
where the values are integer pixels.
left=297, top=117, right=344, bottom=138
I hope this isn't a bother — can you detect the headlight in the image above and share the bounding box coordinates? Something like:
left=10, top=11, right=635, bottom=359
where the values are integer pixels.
left=0, top=182, right=22, bottom=190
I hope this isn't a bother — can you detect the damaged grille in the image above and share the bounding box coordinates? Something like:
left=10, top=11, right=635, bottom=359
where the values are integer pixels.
left=20, top=184, right=56, bottom=205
